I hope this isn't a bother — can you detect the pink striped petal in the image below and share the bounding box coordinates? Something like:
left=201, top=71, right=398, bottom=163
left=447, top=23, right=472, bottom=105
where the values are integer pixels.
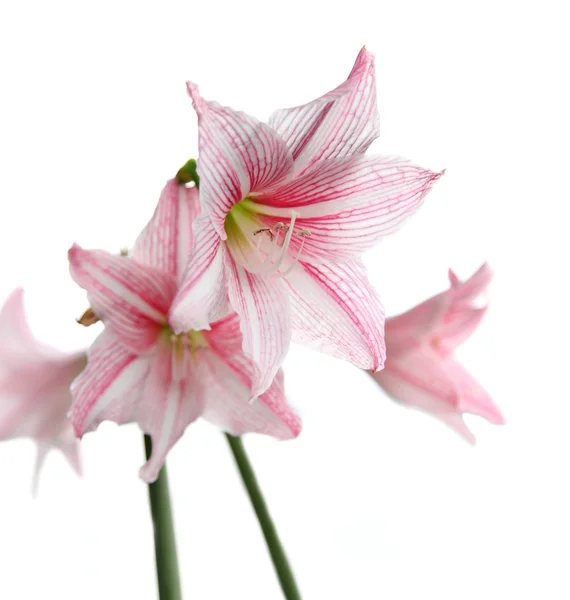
left=254, top=156, right=443, bottom=262
left=187, top=82, right=294, bottom=236
left=225, top=257, right=292, bottom=399
left=69, top=245, right=177, bottom=352
left=138, top=346, right=205, bottom=482
left=284, top=260, right=385, bottom=370
left=133, top=179, right=200, bottom=281
left=69, top=330, right=150, bottom=437
left=200, top=352, right=301, bottom=439
left=169, top=218, right=230, bottom=333
left=206, top=314, right=300, bottom=437
left=269, top=47, right=379, bottom=173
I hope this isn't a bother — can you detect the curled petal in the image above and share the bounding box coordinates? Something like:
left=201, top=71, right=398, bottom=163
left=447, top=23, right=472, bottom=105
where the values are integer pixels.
left=69, top=245, right=177, bottom=351
left=187, top=82, right=293, bottom=236
left=284, top=260, right=385, bottom=370
left=254, top=156, right=443, bottom=262
left=449, top=262, right=493, bottom=309
left=70, top=330, right=150, bottom=437
left=169, top=218, right=230, bottom=333
left=225, top=257, right=292, bottom=399
left=269, top=47, right=379, bottom=173
left=138, top=347, right=205, bottom=482
left=133, top=179, right=201, bottom=281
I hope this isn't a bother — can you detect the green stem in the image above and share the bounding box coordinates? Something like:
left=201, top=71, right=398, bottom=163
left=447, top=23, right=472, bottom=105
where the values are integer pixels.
left=144, top=435, right=182, bottom=600
left=225, top=434, right=302, bottom=600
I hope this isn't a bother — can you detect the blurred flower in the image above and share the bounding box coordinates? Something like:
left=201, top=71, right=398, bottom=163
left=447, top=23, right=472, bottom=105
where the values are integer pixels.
left=0, top=288, right=85, bottom=492
left=170, top=47, right=442, bottom=399
left=69, top=180, right=300, bottom=483
left=371, top=263, right=504, bottom=442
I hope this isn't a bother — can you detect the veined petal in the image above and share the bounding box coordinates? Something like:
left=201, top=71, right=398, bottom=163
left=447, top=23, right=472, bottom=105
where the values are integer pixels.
left=225, top=257, right=292, bottom=399
left=206, top=314, right=300, bottom=437
left=169, top=218, right=230, bottom=333
left=269, top=47, right=379, bottom=173
left=253, top=156, right=443, bottom=262
left=69, top=330, right=150, bottom=437
left=133, top=179, right=201, bottom=281
left=187, top=82, right=294, bottom=236
left=200, top=350, right=301, bottom=439
left=138, top=346, right=205, bottom=482
left=284, top=260, right=385, bottom=370
left=69, top=245, right=177, bottom=351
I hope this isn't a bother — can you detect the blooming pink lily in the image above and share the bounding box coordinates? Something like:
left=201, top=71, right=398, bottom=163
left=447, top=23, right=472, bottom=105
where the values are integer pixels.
left=68, top=179, right=301, bottom=482
left=371, top=263, right=504, bottom=442
left=0, top=288, right=85, bottom=492
left=170, top=47, right=442, bottom=398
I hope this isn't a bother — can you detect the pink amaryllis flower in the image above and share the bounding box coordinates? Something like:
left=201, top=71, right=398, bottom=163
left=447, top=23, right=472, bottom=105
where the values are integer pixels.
left=170, top=47, right=443, bottom=398
left=371, top=263, right=504, bottom=442
left=0, top=288, right=85, bottom=492
left=68, top=179, right=300, bottom=482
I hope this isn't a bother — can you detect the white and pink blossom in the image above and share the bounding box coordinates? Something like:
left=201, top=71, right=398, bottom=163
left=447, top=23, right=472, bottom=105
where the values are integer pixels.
left=69, top=180, right=300, bottom=482
left=0, top=288, right=85, bottom=491
left=170, top=47, right=442, bottom=398
left=371, top=263, right=504, bottom=441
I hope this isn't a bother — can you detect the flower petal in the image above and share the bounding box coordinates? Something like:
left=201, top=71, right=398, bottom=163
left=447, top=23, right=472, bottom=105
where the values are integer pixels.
left=446, top=359, right=504, bottom=425
left=284, top=260, right=385, bottom=370
left=138, top=347, right=205, bottom=482
left=225, top=257, right=292, bottom=399
left=69, top=330, right=150, bottom=437
left=269, top=47, right=379, bottom=173
left=69, top=245, right=177, bottom=351
left=200, top=346, right=301, bottom=439
left=372, top=350, right=477, bottom=442
left=254, top=156, right=443, bottom=262
left=133, top=179, right=201, bottom=281
left=168, top=218, right=230, bottom=332
left=449, top=262, right=493, bottom=309
left=187, top=82, right=294, bottom=236
left=384, top=292, right=450, bottom=357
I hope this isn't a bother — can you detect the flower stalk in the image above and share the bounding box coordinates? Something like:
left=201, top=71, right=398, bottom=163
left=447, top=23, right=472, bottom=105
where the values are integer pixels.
left=144, top=435, right=182, bottom=600
left=225, top=433, right=302, bottom=600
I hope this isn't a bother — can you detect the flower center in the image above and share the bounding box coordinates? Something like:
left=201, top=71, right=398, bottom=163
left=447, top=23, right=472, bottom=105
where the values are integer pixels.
left=224, top=199, right=311, bottom=276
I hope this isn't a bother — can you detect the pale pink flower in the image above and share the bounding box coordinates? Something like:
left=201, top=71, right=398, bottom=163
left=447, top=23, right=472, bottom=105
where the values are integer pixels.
left=170, top=47, right=442, bottom=398
left=371, top=263, right=504, bottom=442
left=0, top=288, right=85, bottom=492
left=68, top=179, right=300, bottom=482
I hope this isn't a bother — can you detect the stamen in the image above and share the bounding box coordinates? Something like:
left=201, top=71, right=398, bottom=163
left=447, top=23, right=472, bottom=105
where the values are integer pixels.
left=278, top=234, right=308, bottom=278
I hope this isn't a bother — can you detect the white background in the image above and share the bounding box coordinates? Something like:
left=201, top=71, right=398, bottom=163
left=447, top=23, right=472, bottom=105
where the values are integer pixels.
left=1, top=0, right=569, bottom=598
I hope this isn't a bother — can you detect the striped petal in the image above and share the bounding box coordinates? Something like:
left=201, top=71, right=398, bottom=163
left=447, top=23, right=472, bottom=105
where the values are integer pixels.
left=168, top=218, right=230, bottom=333
left=200, top=351, right=301, bottom=439
left=133, top=179, right=201, bottom=281
left=284, top=260, right=385, bottom=370
left=69, top=245, right=177, bottom=351
left=138, top=346, right=205, bottom=482
left=69, top=330, right=150, bottom=437
left=253, top=156, right=443, bottom=262
left=205, top=314, right=300, bottom=438
left=187, top=82, right=294, bottom=236
left=269, top=47, right=379, bottom=173
left=226, top=257, right=292, bottom=399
